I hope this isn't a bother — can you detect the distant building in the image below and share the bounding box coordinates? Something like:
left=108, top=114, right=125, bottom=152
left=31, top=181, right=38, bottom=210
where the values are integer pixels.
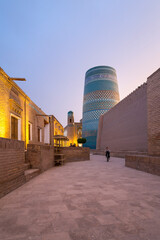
left=0, top=67, right=64, bottom=148
left=82, top=66, right=120, bottom=149
left=64, top=111, right=82, bottom=146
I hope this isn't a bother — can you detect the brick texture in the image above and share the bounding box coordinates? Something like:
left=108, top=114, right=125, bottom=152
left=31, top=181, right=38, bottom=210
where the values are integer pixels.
left=97, top=83, right=148, bottom=153
left=57, top=147, right=90, bottom=162
left=26, top=144, right=54, bottom=172
left=125, top=155, right=160, bottom=176
left=0, top=137, right=25, bottom=198
left=147, top=69, right=160, bottom=155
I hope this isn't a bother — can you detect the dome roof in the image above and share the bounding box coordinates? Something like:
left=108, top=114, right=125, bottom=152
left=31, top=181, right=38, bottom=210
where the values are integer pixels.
left=68, top=111, right=73, bottom=115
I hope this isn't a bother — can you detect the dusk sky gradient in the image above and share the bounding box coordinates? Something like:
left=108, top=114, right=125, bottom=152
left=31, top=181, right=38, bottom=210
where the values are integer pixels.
left=1, top=0, right=160, bottom=126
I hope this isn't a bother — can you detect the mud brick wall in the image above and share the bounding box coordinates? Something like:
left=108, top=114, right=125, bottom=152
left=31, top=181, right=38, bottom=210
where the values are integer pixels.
left=125, top=155, right=160, bottom=176
left=0, top=138, right=25, bottom=198
left=58, top=147, right=90, bottom=162
left=97, top=83, right=148, bottom=152
left=26, top=144, right=54, bottom=172
left=147, top=69, right=160, bottom=156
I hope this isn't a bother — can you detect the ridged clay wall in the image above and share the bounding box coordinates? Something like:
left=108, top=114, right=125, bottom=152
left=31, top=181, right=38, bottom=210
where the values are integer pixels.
left=97, top=83, right=148, bottom=153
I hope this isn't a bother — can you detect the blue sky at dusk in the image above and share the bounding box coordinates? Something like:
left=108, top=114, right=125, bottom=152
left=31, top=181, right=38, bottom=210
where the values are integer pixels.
left=0, top=0, right=160, bottom=126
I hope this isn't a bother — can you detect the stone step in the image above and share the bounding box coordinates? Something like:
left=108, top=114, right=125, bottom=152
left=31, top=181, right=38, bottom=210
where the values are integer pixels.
left=24, top=163, right=31, bottom=170
left=24, top=169, right=40, bottom=182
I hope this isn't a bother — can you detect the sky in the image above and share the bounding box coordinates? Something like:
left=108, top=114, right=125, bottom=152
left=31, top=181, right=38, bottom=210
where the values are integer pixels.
left=0, top=0, right=160, bottom=127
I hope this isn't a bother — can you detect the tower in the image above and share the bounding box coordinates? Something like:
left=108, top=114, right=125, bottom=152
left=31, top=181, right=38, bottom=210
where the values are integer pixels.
left=82, top=66, right=120, bottom=149
left=68, top=111, right=74, bottom=125
left=64, top=111, right=82, bottom=146
left=67, top=111, right=75, bottom=145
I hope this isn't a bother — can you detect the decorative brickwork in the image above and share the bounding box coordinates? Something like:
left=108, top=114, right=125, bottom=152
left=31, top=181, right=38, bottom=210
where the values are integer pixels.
left=82, top=66, right=120, bottom=149
left=84, top=90, right=119, bottom=103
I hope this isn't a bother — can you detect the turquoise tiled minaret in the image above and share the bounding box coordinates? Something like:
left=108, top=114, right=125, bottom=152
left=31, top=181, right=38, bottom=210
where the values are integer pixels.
left=82, top=66, right=120, bottom=149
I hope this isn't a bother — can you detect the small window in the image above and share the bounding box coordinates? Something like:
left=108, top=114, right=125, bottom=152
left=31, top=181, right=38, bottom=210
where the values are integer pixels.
left=28, top=123, right=32, bottom=141
left=11, top=116, right=18, bottom=139
left=11, top=114, right=21, bottom=140
left=70, top=119, right=72, bottom=123
left=38, top=127, right=42, bottom=142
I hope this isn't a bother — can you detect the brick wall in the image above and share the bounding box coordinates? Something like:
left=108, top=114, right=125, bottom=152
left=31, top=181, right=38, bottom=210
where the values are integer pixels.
left=97, top=83, right=148, bottom=153
left=58, top=147, right=90, bottom=162
left=26, top=144, right=54, bottom=171
left=147, top=69, right=160, bottom=155
left=0, top=137, right=25, bottom=198
left=125, top=155, right=160, bottom=176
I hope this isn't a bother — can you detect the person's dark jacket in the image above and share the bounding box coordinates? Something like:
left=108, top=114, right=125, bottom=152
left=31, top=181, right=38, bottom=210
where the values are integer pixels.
left=106, top=150, right=110, bottom=158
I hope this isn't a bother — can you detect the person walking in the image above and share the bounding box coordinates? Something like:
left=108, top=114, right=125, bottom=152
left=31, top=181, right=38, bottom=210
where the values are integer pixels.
left=105, top=147, right=110, bottom=162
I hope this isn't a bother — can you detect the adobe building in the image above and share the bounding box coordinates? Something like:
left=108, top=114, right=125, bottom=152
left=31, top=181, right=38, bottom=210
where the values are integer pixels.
left=64, top=111, right=82, bottom=146
left=82, top=66, right=120, bottom=149
left=96, top=68, right=160, bottom=176
left=0, top=67, right=64, bottom=147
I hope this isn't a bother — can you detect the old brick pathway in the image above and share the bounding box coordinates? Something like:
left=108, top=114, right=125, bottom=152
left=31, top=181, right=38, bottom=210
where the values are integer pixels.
left=0, top=155, right=160, bottom=240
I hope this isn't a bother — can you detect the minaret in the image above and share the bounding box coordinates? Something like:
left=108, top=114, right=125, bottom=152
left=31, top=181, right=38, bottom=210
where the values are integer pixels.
left=67, top=111, right=75, bottom=145
left=68, top=111, right=74, bottom=125
left=82, top=66, right=120, bottom=149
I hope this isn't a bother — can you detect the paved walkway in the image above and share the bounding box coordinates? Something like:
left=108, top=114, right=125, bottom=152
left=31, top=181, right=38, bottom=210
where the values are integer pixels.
left=0, top=155, right=160, bottom=240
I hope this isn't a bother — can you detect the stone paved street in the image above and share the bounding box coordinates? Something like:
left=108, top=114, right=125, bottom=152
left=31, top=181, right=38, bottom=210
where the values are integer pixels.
left=0, top=155, right=160, bottom=240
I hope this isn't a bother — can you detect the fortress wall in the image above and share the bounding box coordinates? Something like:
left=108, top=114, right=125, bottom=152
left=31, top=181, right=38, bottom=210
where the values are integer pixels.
left=147, top=69, right=160, bottom=155
left=97, top=83, right=148, bottom=153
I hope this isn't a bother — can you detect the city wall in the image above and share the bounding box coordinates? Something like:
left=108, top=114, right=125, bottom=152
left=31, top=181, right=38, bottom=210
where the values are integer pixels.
left=96, top=67, right=160, bottom=176
left=0, top=138, right=25, bottom=198
left=97, top=83, right=148, bottom=153
left=125, top=69, right=160, bottom=176
left=147, top=69, right=160, bottom=155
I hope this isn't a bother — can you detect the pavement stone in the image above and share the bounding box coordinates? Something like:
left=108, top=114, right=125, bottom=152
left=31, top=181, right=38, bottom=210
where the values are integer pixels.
left=0, top=155, right=160, bottom=240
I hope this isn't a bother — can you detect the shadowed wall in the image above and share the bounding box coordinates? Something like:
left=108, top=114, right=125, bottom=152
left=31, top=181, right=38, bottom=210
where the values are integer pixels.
left=97, top=83, right=148, bottom=152
left=147, top=69, right=160, bottom=155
